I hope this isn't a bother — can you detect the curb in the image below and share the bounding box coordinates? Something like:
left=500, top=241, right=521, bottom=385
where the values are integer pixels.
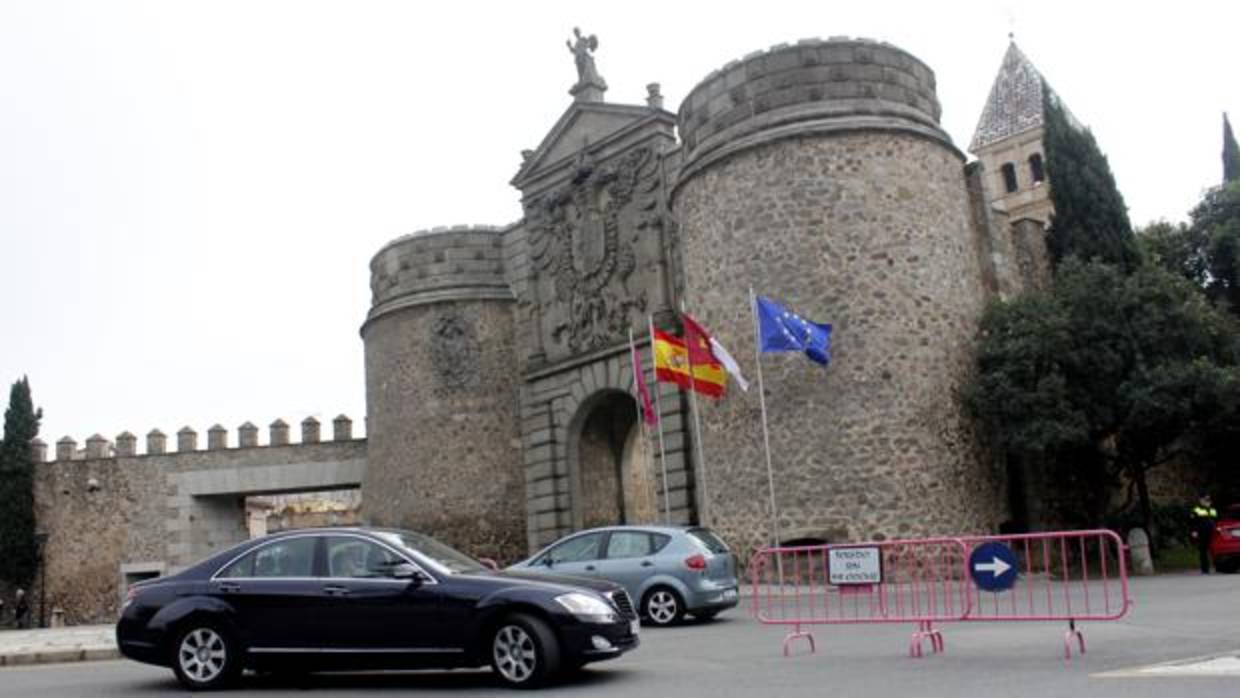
left=0, top=647, right=120, bottom=667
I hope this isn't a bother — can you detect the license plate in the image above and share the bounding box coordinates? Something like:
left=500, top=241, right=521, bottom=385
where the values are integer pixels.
left=722, top=588, right=738, bottom=601
left=1229, top=529, right=1240, bottom=539
left=630, top=619, right=640, bottom=635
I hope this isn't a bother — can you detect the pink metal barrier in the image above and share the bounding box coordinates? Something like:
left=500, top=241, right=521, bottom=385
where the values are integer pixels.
left=749, top=529, right=1131, bottom=660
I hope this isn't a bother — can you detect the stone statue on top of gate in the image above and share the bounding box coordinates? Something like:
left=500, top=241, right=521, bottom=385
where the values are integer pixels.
left=566, top=27, right=607, bottom=101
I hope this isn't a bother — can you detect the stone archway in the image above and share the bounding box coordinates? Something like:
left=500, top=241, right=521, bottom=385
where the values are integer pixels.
left=573, top=390, right=659, bottom=528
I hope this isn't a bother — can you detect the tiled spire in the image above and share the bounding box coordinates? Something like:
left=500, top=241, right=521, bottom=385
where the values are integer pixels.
left=969, top=41, right=1048, bottom=153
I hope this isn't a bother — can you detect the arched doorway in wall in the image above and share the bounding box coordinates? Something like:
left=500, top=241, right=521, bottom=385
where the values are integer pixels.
left=572, top=390, right=660, bottom=528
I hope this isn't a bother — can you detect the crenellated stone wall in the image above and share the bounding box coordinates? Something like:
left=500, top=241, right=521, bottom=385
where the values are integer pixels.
left=367, top=225, right=511, bottom=312
left=33, top=419, right=364, bottom=624
left=676, top=38, right=945, bottom=186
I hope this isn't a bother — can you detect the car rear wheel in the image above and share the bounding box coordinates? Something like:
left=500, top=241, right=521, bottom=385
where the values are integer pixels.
left=490, top=613, right=560, bottom=689
left=171, top=622, right=242, bottom=691
left=642, top=587, right=684, bottom=626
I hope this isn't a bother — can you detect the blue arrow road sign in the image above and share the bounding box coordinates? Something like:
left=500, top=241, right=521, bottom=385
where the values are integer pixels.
left=969, top=541, right=1019, bottom=592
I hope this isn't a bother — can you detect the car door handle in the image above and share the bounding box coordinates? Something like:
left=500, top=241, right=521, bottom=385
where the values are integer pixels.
left=218, top=582, right=241, bottom=593
left=584, top=565, right=596, bottom=572
left=323, top=585, right=350, bottom=596
left=640, top=561, right=654, bottom=567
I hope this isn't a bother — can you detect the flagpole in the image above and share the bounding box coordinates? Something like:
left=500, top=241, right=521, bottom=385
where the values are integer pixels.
left=647, top=315, right=671, bottom=524
left=750, top=287, right=780, bottom=549
left=629, top=327, right=658, bottom=523
left=680, top=300, right=711, bottom=527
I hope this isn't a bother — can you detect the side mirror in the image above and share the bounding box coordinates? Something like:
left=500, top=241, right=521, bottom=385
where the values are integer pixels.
left=390, top=563, right=419, bottom=580
left=541, top=556, right=556, bottom=568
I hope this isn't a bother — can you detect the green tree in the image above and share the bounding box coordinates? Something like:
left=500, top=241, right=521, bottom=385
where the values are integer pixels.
left=1193, top=181, right=1240, bottom=313
left=1138, top=219, right=1208, bottom=287
left=1139, top=182, right=1240, bottom=320
left=0, top=377, right=42, bottom=588
left=1224, top=113, right=1239, bottom=184
left=1042, top=85, right=1141, bottom=272
left=968, top=260, right=1240, bottom=535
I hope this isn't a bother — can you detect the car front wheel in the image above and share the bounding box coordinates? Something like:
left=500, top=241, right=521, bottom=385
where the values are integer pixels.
left=642, top=587, right=684, bottom=626
left=490, top=613, right=560, bottom=688
left=170, top=621, right=242, bottom=691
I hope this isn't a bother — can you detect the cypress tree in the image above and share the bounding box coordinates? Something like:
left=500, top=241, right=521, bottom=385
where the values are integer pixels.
left=1224, top=112, right=1240, bottom=184
left=1042, top=83, right=1141, bottom=272
left=0, top=377, right=42, bottom=588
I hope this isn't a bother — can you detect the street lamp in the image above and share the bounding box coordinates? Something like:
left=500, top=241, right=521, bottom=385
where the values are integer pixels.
left=33, top=533, right=48, bottom=629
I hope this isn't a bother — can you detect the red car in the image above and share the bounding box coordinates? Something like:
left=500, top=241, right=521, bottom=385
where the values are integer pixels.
left=1209, top=505, right=1240, bottom=573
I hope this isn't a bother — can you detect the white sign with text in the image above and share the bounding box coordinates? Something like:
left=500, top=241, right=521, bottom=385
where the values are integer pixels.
left=827, top=546, right=882, bottom=585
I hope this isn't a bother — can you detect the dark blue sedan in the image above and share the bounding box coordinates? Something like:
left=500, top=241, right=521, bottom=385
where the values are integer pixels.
left=117, top=527, right=639, bottom=689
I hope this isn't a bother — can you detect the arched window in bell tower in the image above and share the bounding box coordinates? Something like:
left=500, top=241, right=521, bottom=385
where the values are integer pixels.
left=1001, top=162, right=1018, bottom=193
left=1029, top=153, right=1045, bottom=185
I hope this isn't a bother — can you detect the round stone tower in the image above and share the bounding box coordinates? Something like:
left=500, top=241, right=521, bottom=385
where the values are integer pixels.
left=671, top=38, right=1004, bottom=550
left=361, top=225, right=524, bottom=561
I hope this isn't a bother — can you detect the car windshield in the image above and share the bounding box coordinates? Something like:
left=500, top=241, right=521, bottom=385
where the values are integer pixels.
left=373, top=529, right=487, bottom=574
left=686, top=527, right=730, bottom=554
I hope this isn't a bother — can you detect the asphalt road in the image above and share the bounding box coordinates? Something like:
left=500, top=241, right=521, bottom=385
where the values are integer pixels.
left=2, top=573, right=1237, bottom=697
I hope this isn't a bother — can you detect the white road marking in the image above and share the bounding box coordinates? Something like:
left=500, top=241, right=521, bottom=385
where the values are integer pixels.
left=1096, top=652, right=1240, bottom=678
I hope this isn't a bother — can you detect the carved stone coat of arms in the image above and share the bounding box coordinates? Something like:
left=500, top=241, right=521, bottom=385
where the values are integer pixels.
left=526, top=146, right=664, bottom=358
left=430, top=311, right=480, bottom=390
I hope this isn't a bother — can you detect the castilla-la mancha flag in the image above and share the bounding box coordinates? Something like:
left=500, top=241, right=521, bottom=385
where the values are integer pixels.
left=652, top=329, right=727, bottom=399
left=682, top=312, right=749, bottom=392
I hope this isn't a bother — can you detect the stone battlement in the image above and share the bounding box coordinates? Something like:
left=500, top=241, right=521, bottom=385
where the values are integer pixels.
left=380, top=223, right=507, bottom=248
left=675, top=36, right=952, bottom=188
left=40, top=414, right=359, bottom=462
left=365, top=224, right=515, bottom=328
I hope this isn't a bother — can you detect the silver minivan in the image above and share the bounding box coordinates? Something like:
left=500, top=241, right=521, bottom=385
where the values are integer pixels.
left=511, top=525, right=739, bottom=626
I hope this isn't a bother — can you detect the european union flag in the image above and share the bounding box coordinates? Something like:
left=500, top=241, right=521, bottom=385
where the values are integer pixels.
left=756, top=296, right=832, bottom=366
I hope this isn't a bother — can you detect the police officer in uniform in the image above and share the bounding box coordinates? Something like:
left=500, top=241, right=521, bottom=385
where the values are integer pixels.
left=1191, top=494, right=1219, bottom=574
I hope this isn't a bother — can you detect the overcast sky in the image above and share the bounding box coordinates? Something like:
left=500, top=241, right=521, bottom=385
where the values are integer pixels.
left=2, top=0, right=1237, bottom=447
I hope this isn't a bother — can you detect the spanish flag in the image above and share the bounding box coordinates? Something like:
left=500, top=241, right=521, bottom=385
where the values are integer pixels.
left=652, top=329, right=727, bottom=398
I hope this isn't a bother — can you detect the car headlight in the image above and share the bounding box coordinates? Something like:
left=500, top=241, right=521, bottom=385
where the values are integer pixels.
left=554, top=593, right=617, bottom=623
